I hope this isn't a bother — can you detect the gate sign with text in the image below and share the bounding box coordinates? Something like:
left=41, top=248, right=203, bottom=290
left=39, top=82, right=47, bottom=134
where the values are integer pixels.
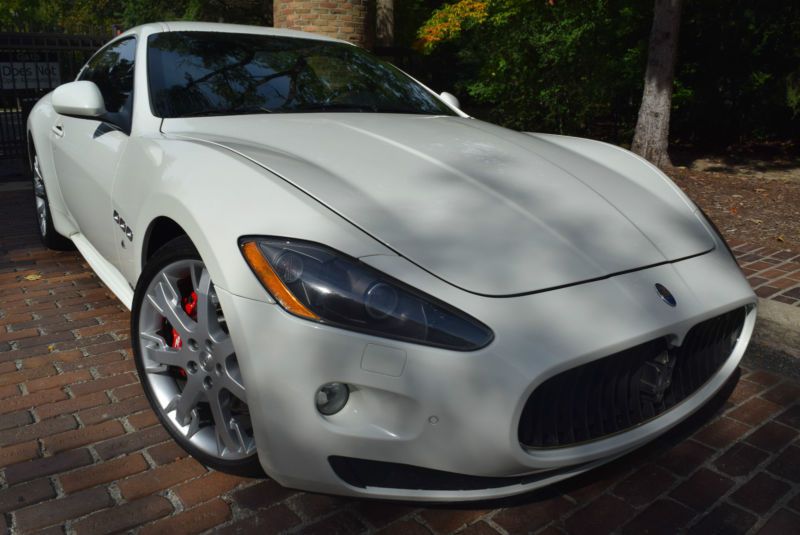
left=1, top=60, right=61, bottom=90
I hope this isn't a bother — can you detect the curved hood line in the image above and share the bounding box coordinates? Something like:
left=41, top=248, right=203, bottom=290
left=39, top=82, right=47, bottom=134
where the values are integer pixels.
left=332, top=121, right=607, bottom=275
left=161, top=114, right=716, bottom=296
left=456, top=121, right=671, bottom=259
left=165, top=131, right=713, bottom=298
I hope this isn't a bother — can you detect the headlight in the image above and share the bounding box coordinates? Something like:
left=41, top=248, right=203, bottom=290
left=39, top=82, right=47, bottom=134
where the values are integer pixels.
left=240, top=237, right=493, bottom=350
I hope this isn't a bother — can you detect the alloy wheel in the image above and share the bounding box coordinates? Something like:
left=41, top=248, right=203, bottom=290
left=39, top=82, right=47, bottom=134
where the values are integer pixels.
left=32, top=155, right=47, bottom=237
left=137, top=259, right=256, bottom=460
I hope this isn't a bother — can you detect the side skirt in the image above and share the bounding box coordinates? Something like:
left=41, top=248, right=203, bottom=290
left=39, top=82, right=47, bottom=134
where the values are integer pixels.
left=70, top=233, right=134, bottom=309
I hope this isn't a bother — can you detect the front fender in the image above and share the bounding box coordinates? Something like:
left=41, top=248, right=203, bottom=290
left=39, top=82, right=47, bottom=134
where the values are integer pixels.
left=112, top=137, right=393, bottom=300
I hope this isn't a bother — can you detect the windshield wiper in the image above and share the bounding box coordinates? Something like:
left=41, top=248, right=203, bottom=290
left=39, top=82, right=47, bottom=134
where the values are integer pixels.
left=181, top=105, right=273, bottom=118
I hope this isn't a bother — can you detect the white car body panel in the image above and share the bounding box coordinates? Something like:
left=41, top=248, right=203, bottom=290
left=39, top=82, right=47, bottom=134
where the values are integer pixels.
left=162, top=114, right=714, bottom=296
left=52, top=116, right=128, bottom=263
left=218, top=244, right=755, bottom=500
left=26, top=21, right=757, bottom=501
left=71, top=233, right=134, bottom=308
left=27, top=94, right=79, bottom=238
left=110, top=135, right=396, bottom=302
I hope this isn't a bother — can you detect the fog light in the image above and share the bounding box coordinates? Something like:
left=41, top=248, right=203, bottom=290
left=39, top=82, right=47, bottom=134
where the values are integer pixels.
left=316, top=382, right=349, bottom=415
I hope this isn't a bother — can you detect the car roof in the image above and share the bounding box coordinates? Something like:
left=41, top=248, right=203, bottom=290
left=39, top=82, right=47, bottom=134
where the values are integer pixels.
left=118, top=21, right=350, bottom=45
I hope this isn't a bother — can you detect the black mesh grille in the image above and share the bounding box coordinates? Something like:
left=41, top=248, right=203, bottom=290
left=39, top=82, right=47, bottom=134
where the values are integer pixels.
left=518, top=306, right=748, bottom=448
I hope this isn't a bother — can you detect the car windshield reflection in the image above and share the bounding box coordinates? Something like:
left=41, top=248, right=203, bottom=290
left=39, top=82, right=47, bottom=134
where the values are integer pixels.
left=147, top=31, right=455, bottom=118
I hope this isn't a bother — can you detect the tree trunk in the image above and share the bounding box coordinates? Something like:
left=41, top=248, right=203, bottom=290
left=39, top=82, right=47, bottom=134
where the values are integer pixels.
left=376, top=0, right=394, bottom=47
left=631, top=0, right=683, bottom=168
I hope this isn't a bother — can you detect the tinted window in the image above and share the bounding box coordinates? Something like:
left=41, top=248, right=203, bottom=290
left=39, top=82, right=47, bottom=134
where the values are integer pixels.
left=147, top=31, right=454, bottom=117
left=79, top=38, right=136, bottom=131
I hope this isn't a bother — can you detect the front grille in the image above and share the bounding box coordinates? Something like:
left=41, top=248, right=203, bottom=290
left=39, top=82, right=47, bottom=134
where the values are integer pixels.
left=518, top=306, right=748, bottom=448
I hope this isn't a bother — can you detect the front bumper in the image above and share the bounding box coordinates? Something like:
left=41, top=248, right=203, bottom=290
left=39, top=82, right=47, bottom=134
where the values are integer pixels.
left=216, top=246, right=756, bottom=501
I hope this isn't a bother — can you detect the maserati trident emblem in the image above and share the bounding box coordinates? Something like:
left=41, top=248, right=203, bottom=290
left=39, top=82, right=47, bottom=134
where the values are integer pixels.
left=640, top=350, right=676, bottom=404
left=655, top=283, right=676, bottom=307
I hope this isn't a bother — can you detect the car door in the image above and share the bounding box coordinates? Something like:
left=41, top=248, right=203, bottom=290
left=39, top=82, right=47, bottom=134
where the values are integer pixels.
left=50, top=37, right=136, bottom=264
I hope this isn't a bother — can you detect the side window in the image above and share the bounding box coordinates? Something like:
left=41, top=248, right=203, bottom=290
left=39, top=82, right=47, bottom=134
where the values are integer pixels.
left=79, top=38, right=136, bottom=131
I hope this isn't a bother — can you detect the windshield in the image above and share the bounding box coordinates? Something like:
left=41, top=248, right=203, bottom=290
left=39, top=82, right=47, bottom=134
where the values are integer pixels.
left=147, top=31, right=455, bottom=117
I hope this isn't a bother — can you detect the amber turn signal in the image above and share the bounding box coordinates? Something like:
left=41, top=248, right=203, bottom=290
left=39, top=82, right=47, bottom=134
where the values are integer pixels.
left=240, top=241, right=319, bottom=320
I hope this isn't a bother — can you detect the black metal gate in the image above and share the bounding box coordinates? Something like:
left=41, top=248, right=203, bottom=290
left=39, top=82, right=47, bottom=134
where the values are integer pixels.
left=0, top=33, right=104, bottom=160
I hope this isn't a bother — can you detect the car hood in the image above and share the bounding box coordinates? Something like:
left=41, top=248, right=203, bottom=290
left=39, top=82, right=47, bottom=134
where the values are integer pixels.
left=161, top=114, right=714, bottom=296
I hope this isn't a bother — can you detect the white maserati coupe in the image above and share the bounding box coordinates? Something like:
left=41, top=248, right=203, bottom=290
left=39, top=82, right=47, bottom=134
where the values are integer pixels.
left=27, top=22, right=756, bottom=501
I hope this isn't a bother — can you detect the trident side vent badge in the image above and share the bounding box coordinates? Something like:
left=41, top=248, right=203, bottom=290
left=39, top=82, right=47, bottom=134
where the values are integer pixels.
left=113, top=210, right=133, bottom=242
left=655, top=283, right=676, bottom=307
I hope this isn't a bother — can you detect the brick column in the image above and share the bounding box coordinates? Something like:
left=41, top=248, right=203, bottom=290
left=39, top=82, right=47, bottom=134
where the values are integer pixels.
left=273, top=0, right=371, bottom=47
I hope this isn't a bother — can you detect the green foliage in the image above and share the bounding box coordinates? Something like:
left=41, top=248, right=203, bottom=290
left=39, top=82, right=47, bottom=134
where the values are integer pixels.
left=120, top=0, right=185, bottom=29
left=789, top=73, right=800, bottom=118
left=674, top=0, right=800, bottom=142
left=0, top=0, right=120, bottom=34
left=418, top=0, right=650, bottom=138
left=395, top=0, right=453, bottom=49
left=417, top=0, right=488, bottom=52
left=0, top=0, right=272, bottom=36
left=417, top=0, right=800, bottom=143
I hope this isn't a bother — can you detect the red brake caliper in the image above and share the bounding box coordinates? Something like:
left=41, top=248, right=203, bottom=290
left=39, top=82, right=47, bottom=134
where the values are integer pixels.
left=170, top=290, right=198, bottom=378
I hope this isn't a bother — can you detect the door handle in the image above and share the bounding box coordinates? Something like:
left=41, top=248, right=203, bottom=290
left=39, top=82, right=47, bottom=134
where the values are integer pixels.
left=51, top=124, right=64, bottom=137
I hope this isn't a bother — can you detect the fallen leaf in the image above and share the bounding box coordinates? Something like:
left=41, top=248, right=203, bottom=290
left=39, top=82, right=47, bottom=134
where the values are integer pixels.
left=47, top=344, right=56, bottom=352
left=730, top=207, right=739, bottom=215
left=748, top=218, right=764, bottom=225
left=23, top=273, right=42, bottom=281
left=776, top=235, right=785, bottom=242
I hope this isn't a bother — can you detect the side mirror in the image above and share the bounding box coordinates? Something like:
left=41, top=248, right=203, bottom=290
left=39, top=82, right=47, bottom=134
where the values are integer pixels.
left=52, top=81, right=106, bottom=118
left=439, top=91, right=460, bottom=110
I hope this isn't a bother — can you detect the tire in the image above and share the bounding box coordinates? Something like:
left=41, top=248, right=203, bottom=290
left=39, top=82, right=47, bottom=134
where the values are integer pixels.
left=31, top=146, right=74, bottom=251
left=132, top=236, right=264, bottom=477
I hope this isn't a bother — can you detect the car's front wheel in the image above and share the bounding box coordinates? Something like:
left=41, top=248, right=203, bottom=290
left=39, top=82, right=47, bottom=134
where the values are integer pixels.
left=132, top=236, right=263, bottom=476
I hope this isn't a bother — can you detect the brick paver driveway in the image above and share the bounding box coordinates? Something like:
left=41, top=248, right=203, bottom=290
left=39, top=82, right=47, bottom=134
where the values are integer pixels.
left=1, top=185, right=799, bottom=535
